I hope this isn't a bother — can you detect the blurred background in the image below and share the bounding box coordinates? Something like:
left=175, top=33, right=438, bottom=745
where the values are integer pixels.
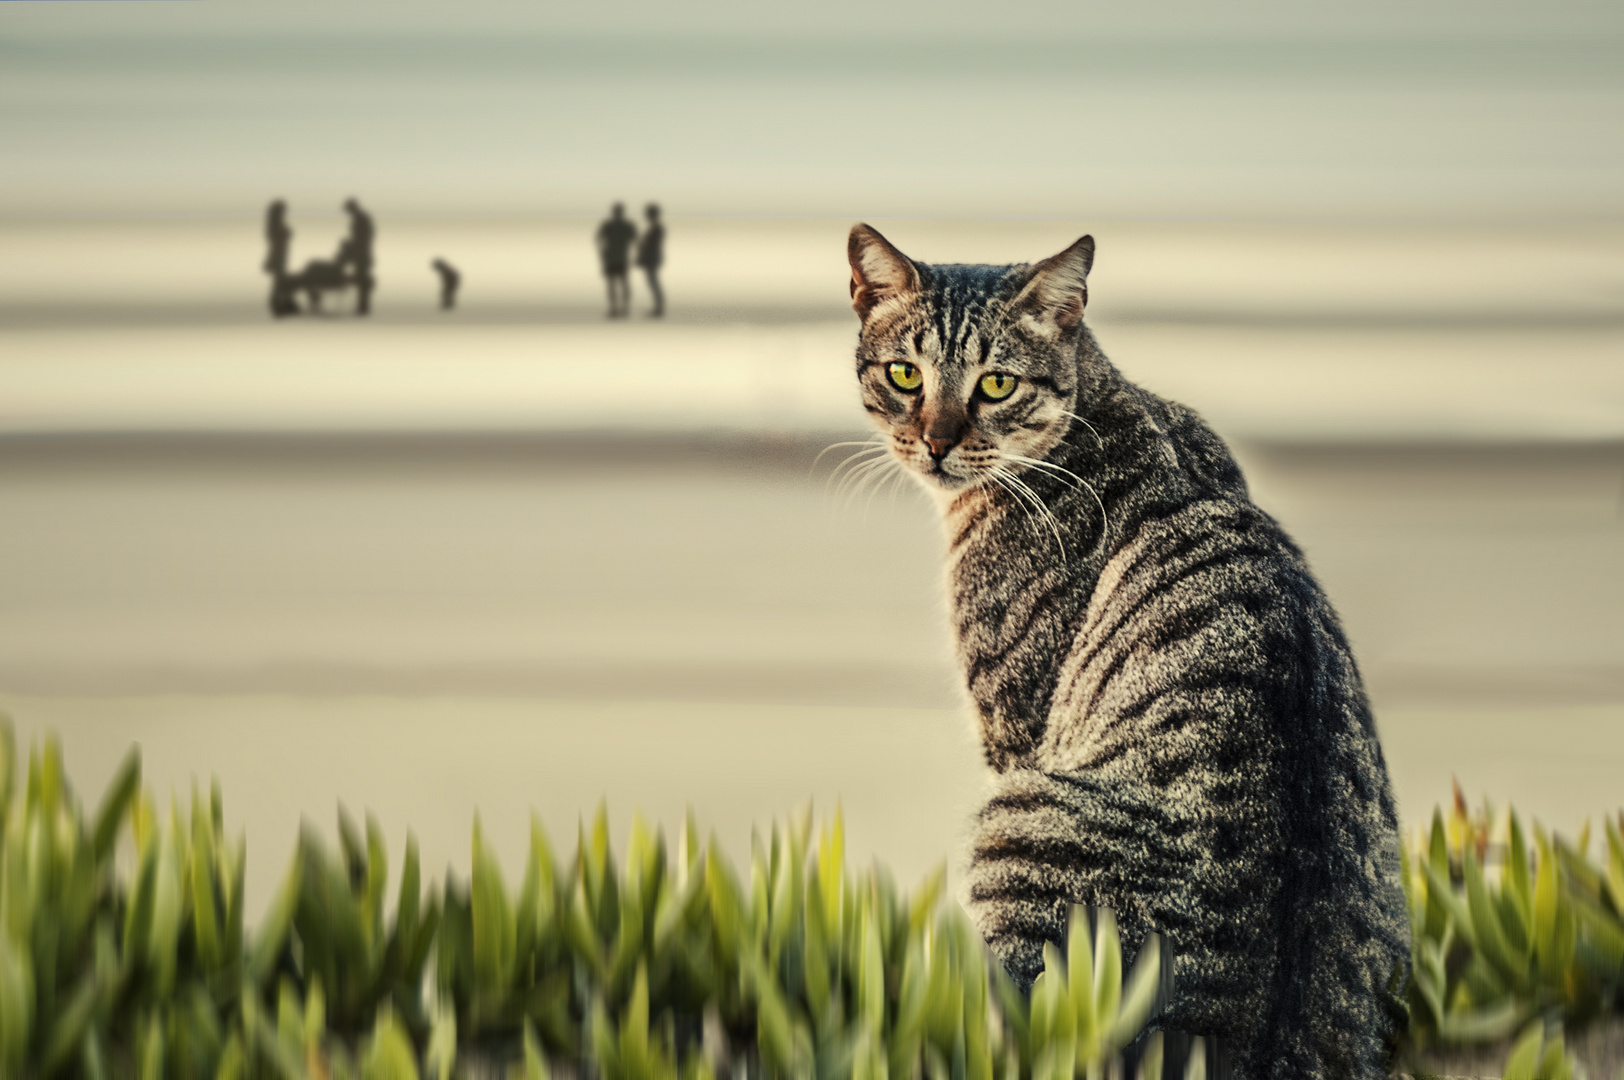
left=1, top=0, right=1621, bottom=918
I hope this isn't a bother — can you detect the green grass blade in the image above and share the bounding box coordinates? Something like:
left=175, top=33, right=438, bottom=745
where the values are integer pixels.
left=523, top=1017, right=549, bottom=1080
left=0, top=717, right=13, bottom=830
left=1506, top=810, right=1533, bottom=926
left=1500, top=1019, right=1544, bottom=1080
left=1436, top=999, right=1522, bottom=1043
left=1425, top=809, right=1450, bottom=941
left=364, top=1008, right=422, bottom=1080
left=1603, top=817, right=1624, bottom=917
left=1462, top=849, right=1517, bottom=981
left=860, top=907, right=886, bottom=1033
left=1536, top=1026, right=1571, bottom=1080
left=191, top=807, right=223, bottom=971
left=365, top=813, right=389, bottom=950
left=1093, top=908, right=1121, bottom=1049
left=1422, top=861, right=1473, bottom=948
left=1109, top=932, right=1161, bottom=1052
left=425, top=1008, right=457, bottom=1080
left=249, top=849, right=304, bottom=987
left=0, top=934, right=34, bottom=1075
left=89, top=747, right=140, bottom=863
left=149, top=828, right=183, bottom=996
left=470, top=817, right=515, bottom=989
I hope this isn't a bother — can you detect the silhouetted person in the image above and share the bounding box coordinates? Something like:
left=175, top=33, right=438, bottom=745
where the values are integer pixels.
left=283, top=240, right=354, bottom=313
left=263, top=199, right=299, bottom=317
left=431, top=258, right=460, bottom=310
left=596, top=202, right=637, bottom=318
left=341, top=197, right=376, bottom=315
left=637, top=203, right=665, bottom=317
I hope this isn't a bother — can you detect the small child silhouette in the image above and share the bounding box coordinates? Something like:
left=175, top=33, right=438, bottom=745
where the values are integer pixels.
left=431, top=258, right=461, bottom=310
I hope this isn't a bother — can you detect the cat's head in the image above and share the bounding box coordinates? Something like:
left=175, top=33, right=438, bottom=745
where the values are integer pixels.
left=848, top=224, right=1094, bottom=494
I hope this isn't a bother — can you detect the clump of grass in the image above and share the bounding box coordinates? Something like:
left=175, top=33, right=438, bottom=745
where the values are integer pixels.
left=2, top=713, right=1618, bottom=1079
left=0, top=717, right=1173, bottom=1079
left=1401, top=782, right=1624, bottom=1078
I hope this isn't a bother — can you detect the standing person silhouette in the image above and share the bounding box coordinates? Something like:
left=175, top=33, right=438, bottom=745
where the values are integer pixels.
left=431, top=258, right=461, bottom=310
left=341, top=197, right=376, bottom=316
left=636, top=203, right=665, bottom=317
left=596, top=202, right=637, bottom=318
left=263, top=200, right=297, bottom=317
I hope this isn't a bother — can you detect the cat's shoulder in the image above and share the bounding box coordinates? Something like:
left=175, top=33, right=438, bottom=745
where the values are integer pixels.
left=1092, top=490, right=1311, bottom=619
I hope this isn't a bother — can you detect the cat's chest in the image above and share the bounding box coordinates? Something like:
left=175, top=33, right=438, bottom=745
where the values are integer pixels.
left=942, top=500, right=1099, bottom=761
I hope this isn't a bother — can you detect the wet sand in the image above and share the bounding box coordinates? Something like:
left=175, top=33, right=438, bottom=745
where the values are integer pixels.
left=1, top=431, right=1619, bottom=918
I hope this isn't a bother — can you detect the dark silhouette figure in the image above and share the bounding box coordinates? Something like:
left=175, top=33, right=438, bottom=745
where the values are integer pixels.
left=431, top=258, right=461, bottom=310
left=263, top=200, right=299, bottom=317
left=596, top=202, right=637, bottom=318
left=637, top=203, right=665, bottom=317
left=341, top=197, right=376, bottom=315
left=290, top=239, right=355, bottom=313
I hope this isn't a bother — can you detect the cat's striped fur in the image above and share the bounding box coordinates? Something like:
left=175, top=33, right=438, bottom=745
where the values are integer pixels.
left=846, top=225, right=1410, bottom=1079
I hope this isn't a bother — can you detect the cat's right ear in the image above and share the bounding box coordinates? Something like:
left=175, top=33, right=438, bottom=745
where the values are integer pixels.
left=1010, top=235, right=1094, bottom=335
left=848, top=224, right=920, bottom=321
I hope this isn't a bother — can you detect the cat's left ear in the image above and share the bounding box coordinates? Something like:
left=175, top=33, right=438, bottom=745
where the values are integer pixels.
left=1011, top=235, right=1095, bottom=333
left=848, top=224, right=921, bottom=321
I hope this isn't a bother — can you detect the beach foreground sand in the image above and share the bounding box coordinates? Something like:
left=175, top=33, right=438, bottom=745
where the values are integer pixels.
left=1, top=431, right=1619, bottom=920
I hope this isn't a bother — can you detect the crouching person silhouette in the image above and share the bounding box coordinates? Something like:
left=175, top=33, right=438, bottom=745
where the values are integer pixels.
left=431, top=258, right=460, bottom=310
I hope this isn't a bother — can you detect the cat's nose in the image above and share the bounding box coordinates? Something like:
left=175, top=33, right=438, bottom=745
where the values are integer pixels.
left=923, top=435, right=959, bottom=460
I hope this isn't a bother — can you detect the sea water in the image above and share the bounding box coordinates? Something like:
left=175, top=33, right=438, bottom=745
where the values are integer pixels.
left=2, top=33, right=1621, bottom=218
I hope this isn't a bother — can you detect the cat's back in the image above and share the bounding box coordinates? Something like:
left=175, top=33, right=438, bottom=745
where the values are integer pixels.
left=1050, top=395, right=1409, bottom=1073
left=1042, top=390, right=1380, bottom=798
left=1039, top=487, right=1323, bottom=777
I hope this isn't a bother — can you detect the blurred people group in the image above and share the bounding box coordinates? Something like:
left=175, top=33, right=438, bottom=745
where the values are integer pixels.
left=597, top=202, right=665, bottom=318
left=263, top=198, right=667, bottom=319
left=261, top=198, right=377, bottom=318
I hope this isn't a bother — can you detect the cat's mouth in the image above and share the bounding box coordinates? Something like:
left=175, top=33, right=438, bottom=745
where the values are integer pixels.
left=892, top=440, right=983, bottom=491
left=916, top=456, right=976, bottom=491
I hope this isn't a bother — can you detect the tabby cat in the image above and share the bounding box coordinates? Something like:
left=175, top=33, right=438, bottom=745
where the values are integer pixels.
left=844, top=224, right=1410, bottom=1079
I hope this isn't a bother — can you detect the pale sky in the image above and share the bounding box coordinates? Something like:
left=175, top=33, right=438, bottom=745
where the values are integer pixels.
left=4, top=0, right=1620, bottom=217
left=5, top=0, right=1622, bottom=39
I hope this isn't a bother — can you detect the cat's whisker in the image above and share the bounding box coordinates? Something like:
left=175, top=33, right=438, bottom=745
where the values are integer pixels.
left=834, top=457, right=889, bottom=503
left=825, top=447, right=892, bottom=499
left=872, top=461, right=908, bottom=511
left=1000, top=468, right=1068, bottom=562
left=811, top=438, right=885, bottom=478
left=1003, top=452, right=1109, bottom=559
left=861, top=461, right=910, bottom=519
left=826, top=447, right=888, bottom=484
left=1001, top=453, right=1084, bottom=488
left=861, top=456, right=908, bottom=520
left=827, top=461, right=885, bottom=504
left=990, top=473, right=1063, bottom=564
left=887, top=466, right=912, bottom=508
left=990, top=465, right=1067, bottom=562
left=838, top=455, right=900, bottom=507
left=1012, top=473, right=1069, bottom=560
left=1059, top=410, right=1105, bottom=450
left=981, top=471, right=1033, bottom=532
left=825, top=441, right=889, bottom=475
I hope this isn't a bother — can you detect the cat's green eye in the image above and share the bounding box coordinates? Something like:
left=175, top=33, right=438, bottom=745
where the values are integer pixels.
left=979, top=373, right=1018, bottom=401
left=887, top=361, right=923, bottom=392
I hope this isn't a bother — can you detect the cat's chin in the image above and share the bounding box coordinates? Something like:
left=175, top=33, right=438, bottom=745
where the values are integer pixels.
left=911, top=464, right=976, bottom=494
